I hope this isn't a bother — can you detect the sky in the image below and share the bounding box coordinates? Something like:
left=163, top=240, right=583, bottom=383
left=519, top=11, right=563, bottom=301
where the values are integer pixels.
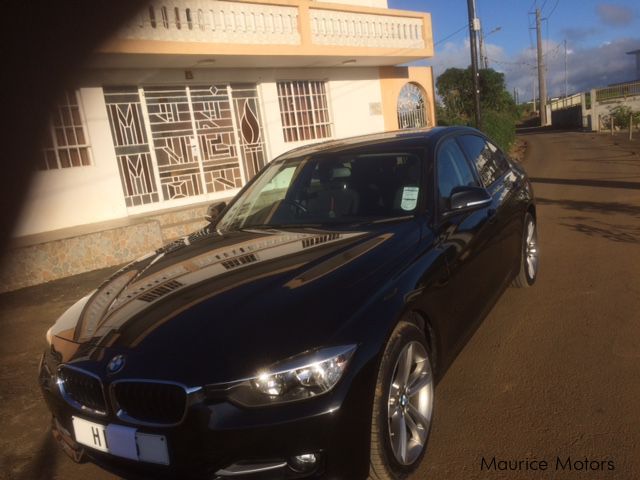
left=388, top=0, right=640, bottom=101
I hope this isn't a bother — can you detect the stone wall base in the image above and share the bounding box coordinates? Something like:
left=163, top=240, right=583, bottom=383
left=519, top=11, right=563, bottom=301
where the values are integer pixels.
left=0, top=202, right=215, bottom=293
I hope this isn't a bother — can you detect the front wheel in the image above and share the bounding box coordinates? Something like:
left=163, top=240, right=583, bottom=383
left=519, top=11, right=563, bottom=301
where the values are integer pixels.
left=513, top=212, right=539, bottom=288
left=369, top=321, right=434, bottom=480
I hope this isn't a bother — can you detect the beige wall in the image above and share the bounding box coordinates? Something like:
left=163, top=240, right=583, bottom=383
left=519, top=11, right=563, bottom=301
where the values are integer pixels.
left=78, top=65, right=386, bottom=158
left=317, top=0, right=388, bottom=9
left=15, top=67, right=389, bottom=237
left=378, top=66, right=436, bottom=130
left=14, top=88, right=128, bottom=237
left=259, top=67, right=386, bottom=158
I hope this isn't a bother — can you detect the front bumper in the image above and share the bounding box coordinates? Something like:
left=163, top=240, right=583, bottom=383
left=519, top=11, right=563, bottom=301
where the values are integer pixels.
left=39, top=348, right=376, bottom=480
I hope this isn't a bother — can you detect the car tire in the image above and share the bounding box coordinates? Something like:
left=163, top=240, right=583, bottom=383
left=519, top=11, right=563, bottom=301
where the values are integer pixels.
left=512, top=212, right=539, bottom=288
left=369, top=320, right=434, bottom=480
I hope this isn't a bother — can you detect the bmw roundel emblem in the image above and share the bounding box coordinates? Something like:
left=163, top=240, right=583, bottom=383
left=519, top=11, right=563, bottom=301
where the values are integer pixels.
left=107, top=355, right=126, bottom=375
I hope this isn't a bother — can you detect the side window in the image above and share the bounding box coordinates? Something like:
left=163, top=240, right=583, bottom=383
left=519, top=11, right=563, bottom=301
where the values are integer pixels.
left=436, top=138, right=479, bottom=210
left=486, top=141, right=511, bottom=178
left=457, top=135, right=509, bottom=186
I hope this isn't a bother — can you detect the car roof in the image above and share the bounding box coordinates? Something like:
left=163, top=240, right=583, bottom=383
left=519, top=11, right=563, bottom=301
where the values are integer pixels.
left=275, top=126, right=483, bottom=161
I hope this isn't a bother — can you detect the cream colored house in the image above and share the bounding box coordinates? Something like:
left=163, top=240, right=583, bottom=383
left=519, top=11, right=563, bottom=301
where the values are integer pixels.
left=4, top=0, right=435, bottom=292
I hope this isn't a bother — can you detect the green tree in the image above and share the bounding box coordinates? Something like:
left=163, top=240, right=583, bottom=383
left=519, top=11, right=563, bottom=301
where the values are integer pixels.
left=436, top=67, right=518, bottom=151
left=436, top=67, right=517, bottom=121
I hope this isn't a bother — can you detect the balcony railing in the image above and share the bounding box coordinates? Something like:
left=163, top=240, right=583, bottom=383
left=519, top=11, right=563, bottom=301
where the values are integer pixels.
left=310, top=8, right=424, bottom=49
left=120, top=1, right=301, bottom=45
left=595, top=80, right=640, bottom=102
left=109, top=0, right=431, bottom=52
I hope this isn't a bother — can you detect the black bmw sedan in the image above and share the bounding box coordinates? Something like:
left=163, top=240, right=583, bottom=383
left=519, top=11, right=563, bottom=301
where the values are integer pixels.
left=39, top=127, right=538, bottom=480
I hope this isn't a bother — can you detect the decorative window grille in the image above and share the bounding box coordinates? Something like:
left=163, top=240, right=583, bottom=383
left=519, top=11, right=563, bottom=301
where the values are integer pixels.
left=277, top=81, right=332, bottom=143
left=104, top=87, right=159, bottom=207
left=103, top=84, right=266, bottom=208
left=39, top=90, right=91, bottom=170
left=397, top=82, right=429, bottom=130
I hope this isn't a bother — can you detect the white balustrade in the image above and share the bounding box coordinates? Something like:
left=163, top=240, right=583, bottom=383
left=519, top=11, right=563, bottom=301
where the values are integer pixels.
left=310, top=8, right=424, bottom=49
left=119, top=1, right=300, bottom=45
left=113, top=0, right=427, bottom=51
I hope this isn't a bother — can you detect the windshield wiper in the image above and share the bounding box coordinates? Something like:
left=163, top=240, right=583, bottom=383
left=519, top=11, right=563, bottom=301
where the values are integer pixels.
left=240, top=223, right=325, bottom=230
left=369, top=215, right=415, bottom=224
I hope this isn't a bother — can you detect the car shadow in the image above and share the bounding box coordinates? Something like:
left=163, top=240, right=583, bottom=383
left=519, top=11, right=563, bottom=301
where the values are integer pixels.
left=559, top=219, right=640, bottom=244
left=530, top=177, right=640, bottom=191
left=13, top=432, right=58, bottom=480
left=535, top=197, right=640, bottom=217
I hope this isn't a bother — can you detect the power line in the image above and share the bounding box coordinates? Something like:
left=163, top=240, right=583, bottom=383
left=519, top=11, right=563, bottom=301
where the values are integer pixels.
left=488, top=58, right=537, bottom=68
left=546, top=0, right=560, bottom=19
left=434, top=24, right=469, bottom=46
left=544, top=42, right=564, bottom=59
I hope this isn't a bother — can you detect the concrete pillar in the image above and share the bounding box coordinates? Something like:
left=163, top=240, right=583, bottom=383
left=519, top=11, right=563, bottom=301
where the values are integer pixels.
left=590, top=89, right=598, bottom=132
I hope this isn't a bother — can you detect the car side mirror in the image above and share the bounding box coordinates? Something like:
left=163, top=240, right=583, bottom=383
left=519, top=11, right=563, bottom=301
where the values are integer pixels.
left=447, top=186, right=491, bottom=214
left=205, top=201, right=227, bottom=223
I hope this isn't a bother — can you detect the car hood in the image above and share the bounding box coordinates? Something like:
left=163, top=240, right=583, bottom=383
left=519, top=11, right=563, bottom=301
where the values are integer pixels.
left=50, top=222, right=421, bottom=384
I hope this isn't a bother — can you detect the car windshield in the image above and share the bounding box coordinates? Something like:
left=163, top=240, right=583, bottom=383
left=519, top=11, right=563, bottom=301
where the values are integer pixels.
left=216, top=149, right=424, bottom=231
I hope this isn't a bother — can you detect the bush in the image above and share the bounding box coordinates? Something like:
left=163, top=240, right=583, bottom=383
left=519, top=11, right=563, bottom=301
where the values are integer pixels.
left=480, top=109, right=516, bottom=152
left=435, top=103, right=468, bottom=126
left=605, top=105, right=640, bottom=130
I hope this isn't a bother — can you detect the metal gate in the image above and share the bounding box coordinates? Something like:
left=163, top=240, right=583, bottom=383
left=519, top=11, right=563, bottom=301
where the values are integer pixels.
left=397, top=82, right=429, bottom=129
left=104, top=84, right=266, bottom=208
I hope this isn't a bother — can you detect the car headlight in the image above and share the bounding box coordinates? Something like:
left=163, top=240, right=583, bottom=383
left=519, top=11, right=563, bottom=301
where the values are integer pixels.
left=222, top=345, right=357, bottom=407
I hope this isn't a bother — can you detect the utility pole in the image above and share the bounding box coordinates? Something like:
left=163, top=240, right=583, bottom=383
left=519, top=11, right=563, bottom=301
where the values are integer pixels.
left=536, top=8, right=548, bottom=126
left=478, top=24, right=485, bottom=69
left=467, top=0, right=482, bottom=128
left=564, top=39, right=568, bottom=106
left=473, top=0, right=484, bottom=69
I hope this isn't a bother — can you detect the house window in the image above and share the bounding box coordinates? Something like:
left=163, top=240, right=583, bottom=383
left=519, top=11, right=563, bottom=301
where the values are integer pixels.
left=39, top=90, right=91, bottom=170
left=277, top=80, right=332, bottom=143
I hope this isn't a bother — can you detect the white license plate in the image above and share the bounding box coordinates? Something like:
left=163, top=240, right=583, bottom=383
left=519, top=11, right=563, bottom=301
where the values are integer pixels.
left=72, top=416, right=169, bottom=465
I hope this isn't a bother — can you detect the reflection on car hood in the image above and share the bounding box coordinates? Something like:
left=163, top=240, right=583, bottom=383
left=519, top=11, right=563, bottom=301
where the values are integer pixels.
left=51, top=223, right=420, bottom=383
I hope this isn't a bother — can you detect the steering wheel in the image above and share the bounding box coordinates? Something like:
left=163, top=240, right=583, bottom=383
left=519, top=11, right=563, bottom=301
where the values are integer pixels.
left=281, top=198, right=308, bottom=214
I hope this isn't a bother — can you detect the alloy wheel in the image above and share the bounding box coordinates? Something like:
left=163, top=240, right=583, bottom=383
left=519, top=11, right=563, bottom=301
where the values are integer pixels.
left=526, top=219, right=539, bottom=280
left=387, top=341, right=434, bottom=466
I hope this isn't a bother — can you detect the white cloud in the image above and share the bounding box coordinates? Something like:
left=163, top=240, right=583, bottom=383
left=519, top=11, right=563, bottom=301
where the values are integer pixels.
left=596, top=4, right=635, bottom=26
left=418, top=38, right=508, bottom=80
left=504, top=37, right=639, bottom=100
left=418, top=36, right=639, bottom=102
left=428, top=38, right=474, bottom=77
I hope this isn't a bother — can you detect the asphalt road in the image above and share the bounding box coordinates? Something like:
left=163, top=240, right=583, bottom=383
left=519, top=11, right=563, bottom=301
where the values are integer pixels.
left=414, top=130, right=640, bottom=480
left=1, top=130, right=639, bottom=480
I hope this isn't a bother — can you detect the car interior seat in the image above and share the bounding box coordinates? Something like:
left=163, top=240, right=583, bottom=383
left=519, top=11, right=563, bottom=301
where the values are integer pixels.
left=307, top=164, right=359, bottom=219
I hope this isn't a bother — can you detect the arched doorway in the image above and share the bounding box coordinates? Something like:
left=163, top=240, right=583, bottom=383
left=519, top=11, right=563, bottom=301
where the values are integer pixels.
left=397, top=82, right=430, bottom=129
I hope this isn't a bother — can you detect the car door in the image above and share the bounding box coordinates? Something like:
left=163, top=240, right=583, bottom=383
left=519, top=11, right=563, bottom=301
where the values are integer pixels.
left=424, top=136, right=499, bottom=357
left=457, top=134, right=522, bottom=290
